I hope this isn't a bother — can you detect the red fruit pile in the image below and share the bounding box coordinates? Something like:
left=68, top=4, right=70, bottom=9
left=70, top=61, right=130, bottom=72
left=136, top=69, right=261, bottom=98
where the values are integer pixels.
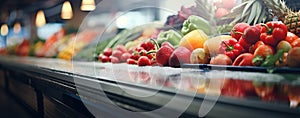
left=214, top=21, right=291, bottom=67
left=98, top=45, right=131, bottom=64
left=98, top=40, right=158, bottom=66
left=126, top=40, right=157, bottom=66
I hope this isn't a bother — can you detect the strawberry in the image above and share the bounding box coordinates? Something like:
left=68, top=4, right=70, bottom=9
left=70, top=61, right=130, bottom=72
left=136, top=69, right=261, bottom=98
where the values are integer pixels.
left=137, top=56, right=151, bottom=66
left=161, top=41, right=174, bottom=50
left=130, top=52, right=140, bottom=60
left=100, top=55, right=110, bottom=62
left=156, top=46, right=174, bottom=66
left=139, top=50, right=148, bottom=56
left=112, top=50, right=123, bottom=59
left=127, top=58, right=137, bottom=64
left=135, top=47, right=145, bottom=52
left=120, top=53, right=131, bottom=62
left=103, top=48, right=113, bottom=56
left=110, top=56, right=119, bottom=63
left=116, top=44, right=127, bottom=53
left=147, top=53, right=155, bottom=60
left=140, top=40, right=155, bottom=51
left=98, top=54, right=104, bottom=61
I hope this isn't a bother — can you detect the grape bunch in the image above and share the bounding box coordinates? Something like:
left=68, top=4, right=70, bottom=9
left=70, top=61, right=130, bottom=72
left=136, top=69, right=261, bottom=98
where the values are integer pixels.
left=165, top=6, right=196, bottom=30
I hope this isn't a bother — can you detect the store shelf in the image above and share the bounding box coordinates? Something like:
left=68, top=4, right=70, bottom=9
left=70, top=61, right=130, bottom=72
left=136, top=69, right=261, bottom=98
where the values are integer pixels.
left=0, top=56, right=299, bottom=117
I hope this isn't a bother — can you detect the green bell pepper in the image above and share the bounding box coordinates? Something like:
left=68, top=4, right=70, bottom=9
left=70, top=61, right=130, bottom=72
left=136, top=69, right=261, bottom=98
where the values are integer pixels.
left=181, top=15, right=211, bottom=35
left=157, top=30, right=182, bottom=46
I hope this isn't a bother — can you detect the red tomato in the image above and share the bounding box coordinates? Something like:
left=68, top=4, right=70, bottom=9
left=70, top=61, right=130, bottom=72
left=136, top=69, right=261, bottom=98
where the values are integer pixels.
left=254, top=45, right=274, bottom=59
left=285, top=32, right=298, bottom=44
left=232, top=53, right=254, bottom=66
left=249, top=41, right=265, bottom=53
left=291, top=38, right=300, bottom=48
left=210, top=54, right=232, bottom=65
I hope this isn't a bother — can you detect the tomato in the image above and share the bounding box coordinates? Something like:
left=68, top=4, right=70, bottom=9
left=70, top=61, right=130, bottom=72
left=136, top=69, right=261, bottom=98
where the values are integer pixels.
left=253, top=82, right=276, bottom=101
left=232, top=53, right=254, bottom=66
left=275, top=53, right=288, bottom=67
left=276, top=40, right=292, bottom=52
left=210, top=54, right=232, bottom=65
left=285, top=32, right=298, bottom=44
left=254, top=45, right=274, bottom=58
left=291, top=38, right=300, bottom=47
left=243, top=26, right=260, bottom=44
left=221, top=79, right=246, bottom=98
left=249, top=41, right=265, bottom=53
left=287, top=47, right=300, bottom=67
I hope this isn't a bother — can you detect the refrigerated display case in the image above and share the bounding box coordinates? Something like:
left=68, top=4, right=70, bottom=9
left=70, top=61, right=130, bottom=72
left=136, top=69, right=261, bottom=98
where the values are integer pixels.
left=1, top=0, right=300, bottom=118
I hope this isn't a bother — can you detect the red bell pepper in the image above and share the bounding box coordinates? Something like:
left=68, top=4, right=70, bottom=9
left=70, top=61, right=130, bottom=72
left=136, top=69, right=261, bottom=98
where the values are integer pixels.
left=219, top=38, right=245, bottom=60
left=260, top=21, right=288, bottom=47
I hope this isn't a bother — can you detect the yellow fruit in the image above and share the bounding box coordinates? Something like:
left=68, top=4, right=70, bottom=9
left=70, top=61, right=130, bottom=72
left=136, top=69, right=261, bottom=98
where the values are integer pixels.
left=204, top=35, right=232, bottom=57
left=179, top=30, right=208, bottom=51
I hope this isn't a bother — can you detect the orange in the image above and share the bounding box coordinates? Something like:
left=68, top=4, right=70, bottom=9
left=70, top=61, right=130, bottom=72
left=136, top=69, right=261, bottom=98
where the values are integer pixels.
left=179, top=29, right=208, bottom=51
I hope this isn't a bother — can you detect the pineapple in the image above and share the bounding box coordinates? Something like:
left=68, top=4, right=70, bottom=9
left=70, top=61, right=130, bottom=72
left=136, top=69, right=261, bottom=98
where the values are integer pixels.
left=262, top=0, right=300, bottom=36
left=284, top=11, right=300, bottom=36
left=224, top=0, right=300, bottom=37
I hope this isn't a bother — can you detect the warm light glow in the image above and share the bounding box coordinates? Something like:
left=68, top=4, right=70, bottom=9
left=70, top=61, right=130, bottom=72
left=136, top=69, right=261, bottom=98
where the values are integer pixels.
left=61, top=1, right=73, bottom=19
left=80, top=0, right=96, bottom=11
left=1, top=24, right=9, bottom=36
left=13, top=22, right=21, bottom=33
left=35, top=10, right=46, bottom=27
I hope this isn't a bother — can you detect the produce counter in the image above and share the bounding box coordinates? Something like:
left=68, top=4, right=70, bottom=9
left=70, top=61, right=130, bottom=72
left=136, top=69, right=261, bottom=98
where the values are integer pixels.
left=0, top=56, right=299, bottom=118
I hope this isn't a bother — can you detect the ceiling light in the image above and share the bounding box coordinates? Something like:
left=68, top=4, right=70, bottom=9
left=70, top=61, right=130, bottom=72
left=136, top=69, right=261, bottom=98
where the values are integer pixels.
left=35, top=10, right=46, bottom=27
left=1, top=24, right=9, bottom=36
left=13, top=22, right=21, bottom=33
left=61, top=1, right=73, bottom=19
left=80, top=0, right=96, bottom=11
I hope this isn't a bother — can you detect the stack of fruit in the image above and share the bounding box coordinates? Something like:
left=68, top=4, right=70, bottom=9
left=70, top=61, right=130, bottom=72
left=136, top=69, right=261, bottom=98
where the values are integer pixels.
left=99, top=40, right=157, bottom=66
left=98, top=10, right=300, bottom=69
left=209, top=21, right=300, bottom=68
left=98, top=15, right=212, bottom=68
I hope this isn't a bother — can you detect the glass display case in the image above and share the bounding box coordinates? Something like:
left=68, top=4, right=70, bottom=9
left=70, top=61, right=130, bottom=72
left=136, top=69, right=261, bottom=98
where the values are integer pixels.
left=0, top=0, right=300, bottom=117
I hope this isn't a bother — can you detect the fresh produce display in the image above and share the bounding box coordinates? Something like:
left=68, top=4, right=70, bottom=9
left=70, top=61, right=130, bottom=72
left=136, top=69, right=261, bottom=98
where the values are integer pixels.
left=57, top=30, right=99, bottom=60
left=93, top=9, right=300, bottom=71
left=35, top=29, right=66, bottom=57
left=15, top=39, right=30, bottom=56
left=0, top=0, right=299, bottom=111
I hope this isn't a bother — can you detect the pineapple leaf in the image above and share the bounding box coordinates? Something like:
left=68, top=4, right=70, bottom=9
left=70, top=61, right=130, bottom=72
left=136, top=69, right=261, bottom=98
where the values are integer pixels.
left=258, top=8, right=266, bottom=23
left=224, top=3, right=249, bottom=19
left=242, top=0, right=255, bottom=18
left=247, top=0, right=259, bottom=24
left=243, top=12, right=251, bottom=23
left=232, top=15, right=243, bottom=24
left=253, top=1, right=262, bottom=24
left=233, top=1, right=249, bottom=10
